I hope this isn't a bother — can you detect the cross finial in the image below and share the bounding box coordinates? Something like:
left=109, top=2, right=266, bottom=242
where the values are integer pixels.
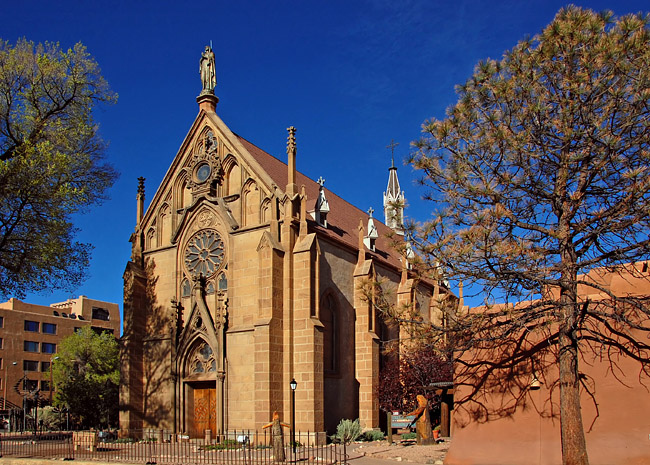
left=287, top=126, right=296, bottom=155
left=368, top=207, right=374, bottom=217
left=317, top=176, right=325, bottom=188
left=387, top=139, right=399, bottom=167
left=137, top=177, right=146, bottom=196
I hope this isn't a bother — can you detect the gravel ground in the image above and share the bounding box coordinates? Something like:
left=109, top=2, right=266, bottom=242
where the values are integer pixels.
left=348, top=439, right=449, bottom=465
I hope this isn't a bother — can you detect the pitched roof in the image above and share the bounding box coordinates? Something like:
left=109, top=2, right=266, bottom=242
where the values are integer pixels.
left=235, top=134, right=404, bottom=271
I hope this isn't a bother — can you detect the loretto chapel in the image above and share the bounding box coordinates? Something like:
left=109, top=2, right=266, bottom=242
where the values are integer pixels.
left=119, top=45, right=453, bottom=440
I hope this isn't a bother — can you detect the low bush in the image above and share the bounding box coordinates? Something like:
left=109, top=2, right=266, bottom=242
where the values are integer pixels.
left=361, top=430, right=385, bottom=442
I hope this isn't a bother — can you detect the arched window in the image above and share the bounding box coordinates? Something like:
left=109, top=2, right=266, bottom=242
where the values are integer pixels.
left=225, top=159, right=241, bottom=197
left=146, top=228, right=156, bottom=250
left=182, top=279, right=191, bottom=297
left=218, top=272, right=228, bottom=291
left=189, top=341, right=217, bottom=374
left=159, top=204, right=171, bottom=246
left=321, top=293, right=339, bottom=374
left=242, top=180, right=260, bottom=227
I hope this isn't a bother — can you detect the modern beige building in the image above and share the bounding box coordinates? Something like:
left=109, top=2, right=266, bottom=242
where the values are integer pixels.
left=0, top=296, right=120, bottom=415
left=119, top=46, right=453, bottom=439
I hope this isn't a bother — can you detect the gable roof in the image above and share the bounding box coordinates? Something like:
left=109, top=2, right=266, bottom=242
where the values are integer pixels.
left=235, top=135, right=405, bottom=271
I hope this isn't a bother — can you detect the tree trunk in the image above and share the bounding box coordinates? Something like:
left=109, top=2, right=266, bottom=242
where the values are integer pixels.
left=558, top=314, right=589, bottom=464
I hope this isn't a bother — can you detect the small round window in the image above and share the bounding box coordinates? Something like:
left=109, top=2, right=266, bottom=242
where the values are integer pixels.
left=195, top=163, right=211, bottom=183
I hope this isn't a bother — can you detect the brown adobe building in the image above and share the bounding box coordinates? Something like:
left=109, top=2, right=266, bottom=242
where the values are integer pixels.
left=445, top=263, right=650, bottom=465
left=0, top=295, right=120, bottom=419
left=119, top=46, right=453, bottom=439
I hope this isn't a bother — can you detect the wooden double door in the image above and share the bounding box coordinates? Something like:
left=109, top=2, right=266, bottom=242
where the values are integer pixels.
left=193, top=384, right=216, bottom=435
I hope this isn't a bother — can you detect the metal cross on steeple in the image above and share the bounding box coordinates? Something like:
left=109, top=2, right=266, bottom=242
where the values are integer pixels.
left=387, top=139, right=399, bottom=167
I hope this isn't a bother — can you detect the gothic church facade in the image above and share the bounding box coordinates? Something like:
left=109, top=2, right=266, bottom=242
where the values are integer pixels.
left=119, top=48, right=450, bottom=438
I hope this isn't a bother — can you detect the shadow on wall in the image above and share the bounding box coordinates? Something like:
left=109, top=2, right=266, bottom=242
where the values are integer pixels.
left=120, top=258, right=173, bottom=430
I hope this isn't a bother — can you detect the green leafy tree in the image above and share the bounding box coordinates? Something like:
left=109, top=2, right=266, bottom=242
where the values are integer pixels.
left=52, top=326, right=119, bottom=429
left=0, top=38, right=117, bottom=298
left=409, top=6, right=650, bottom=465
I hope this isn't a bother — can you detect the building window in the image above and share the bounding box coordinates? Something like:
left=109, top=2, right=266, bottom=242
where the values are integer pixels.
left=190, top=341, right=216, bottom=374
left=218, top=272, right=228, bottom=291
left=41, top=343, right=56, bottom=354
left=92, top=307, right=110, bottom=321
left=23, top=360, right=39, bottom=372
left=24, top=320, right=39, bottom=332
left=24, top=379, right=38, bottom=391
left=0, top=338, right=3, bottom=349
left=0, top=316, right=3, bottom=328
left=182, top=279, right=191, bottom=297
left=41, top=380, right=51, bottom=392
left=321, top=293, right=340, bottom=375
left=41, top=361, right=51, bottom=373
left=91, top=327, right=114, bottom=336
left=24, top=341, right=39, bottom=353
left=42, top=323, right=57, bottom=335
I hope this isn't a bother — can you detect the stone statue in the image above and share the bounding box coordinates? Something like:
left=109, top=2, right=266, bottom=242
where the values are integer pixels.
left=200, top=46, right=216, bottom=93
left=263, top=411, right=290, bottom=461
left=405, top=394, right=434, bottom=445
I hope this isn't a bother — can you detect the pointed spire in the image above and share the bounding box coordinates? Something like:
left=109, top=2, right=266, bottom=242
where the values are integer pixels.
left=299, top=184, right=308, bottom=239
left=358, top=219, right=365, bottom=263
left=363, top=208, right=379, bottom=252
left=383, top=140, right=405, bottom=236
left=405, top=240, right=415, bottom=270
left=136, top=177, right=145, bottom=228
left=314, top=176, right=330, bottom=227
left=286, top=126, right=298, bottom=195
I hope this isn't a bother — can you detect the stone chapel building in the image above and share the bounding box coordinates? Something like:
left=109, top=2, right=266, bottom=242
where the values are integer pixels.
left=119, top=47, right=451, bottom=438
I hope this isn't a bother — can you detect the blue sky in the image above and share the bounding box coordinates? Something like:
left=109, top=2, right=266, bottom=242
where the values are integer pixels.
left=3, top=0, right=648, bottom=320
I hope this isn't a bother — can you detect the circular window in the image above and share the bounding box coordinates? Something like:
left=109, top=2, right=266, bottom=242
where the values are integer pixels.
left=184, top=229, right=225, bottom=278
left=195, top=163, right=211, bottom=183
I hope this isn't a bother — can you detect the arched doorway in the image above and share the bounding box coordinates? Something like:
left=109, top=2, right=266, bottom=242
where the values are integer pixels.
left=183, top=339, right=219, bottom=437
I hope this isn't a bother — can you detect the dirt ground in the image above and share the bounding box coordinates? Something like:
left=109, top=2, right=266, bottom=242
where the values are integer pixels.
left=348, top=438, right=449, bottom=465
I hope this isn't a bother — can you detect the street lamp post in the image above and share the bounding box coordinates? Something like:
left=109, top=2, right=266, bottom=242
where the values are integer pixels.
left=21, top=371, right=27, bottom=432
left=290, top=378, right=297, bottom=456
left=3, top=361, right=16, bottom=411
left=49, top=356, right=59, bottom=404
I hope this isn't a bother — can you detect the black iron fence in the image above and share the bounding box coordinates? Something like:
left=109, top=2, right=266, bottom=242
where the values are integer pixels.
left=0, top=429, right=347, bottom=465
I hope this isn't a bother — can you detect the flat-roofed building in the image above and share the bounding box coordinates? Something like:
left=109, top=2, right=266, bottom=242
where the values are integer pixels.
left=0, top=295, right=120, bottom=413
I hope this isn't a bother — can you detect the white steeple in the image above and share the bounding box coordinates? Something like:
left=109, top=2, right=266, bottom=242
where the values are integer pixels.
left=364, top=207, right=379, bottom=252
left=314, top=176, right=330, bottom=227
left=383, top=140, right=405, bottom=236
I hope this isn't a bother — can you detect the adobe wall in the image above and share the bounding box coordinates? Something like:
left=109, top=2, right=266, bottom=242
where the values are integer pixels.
left=445, top=335, right=650, bottom=465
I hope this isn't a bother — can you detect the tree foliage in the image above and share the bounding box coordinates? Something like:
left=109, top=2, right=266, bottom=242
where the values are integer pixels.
left=0, top=38, right=117, bottom=298
left=378, top=346, right=452, bottom=415
left=52, top=326, right=119, bottom=429
left=408, top=6, right=650, bottom=465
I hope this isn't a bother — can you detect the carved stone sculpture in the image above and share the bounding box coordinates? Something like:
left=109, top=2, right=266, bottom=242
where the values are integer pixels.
left=200, top=46, right=216, bottom=93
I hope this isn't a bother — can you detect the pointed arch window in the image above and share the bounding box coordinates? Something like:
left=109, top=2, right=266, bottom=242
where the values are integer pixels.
left=321, top=293, right=340, bottom=375
left=182, top=279, right=191, bottom=298
left=218, top=272, right=228, bottom=291
left=190, top=341, right=217, bottom=374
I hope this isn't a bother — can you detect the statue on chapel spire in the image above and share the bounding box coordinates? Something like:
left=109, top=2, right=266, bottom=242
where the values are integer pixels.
left=200, top=45, right=217, bottom=94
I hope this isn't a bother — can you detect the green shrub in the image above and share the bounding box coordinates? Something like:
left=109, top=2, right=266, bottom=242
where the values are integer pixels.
left=203, top=439, right=240, bottom=450
left=330, top=418, right=362, bottom=445
left=361, top=430, right=385, bottom=442
left=401, top=432, right=417, bottom=440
